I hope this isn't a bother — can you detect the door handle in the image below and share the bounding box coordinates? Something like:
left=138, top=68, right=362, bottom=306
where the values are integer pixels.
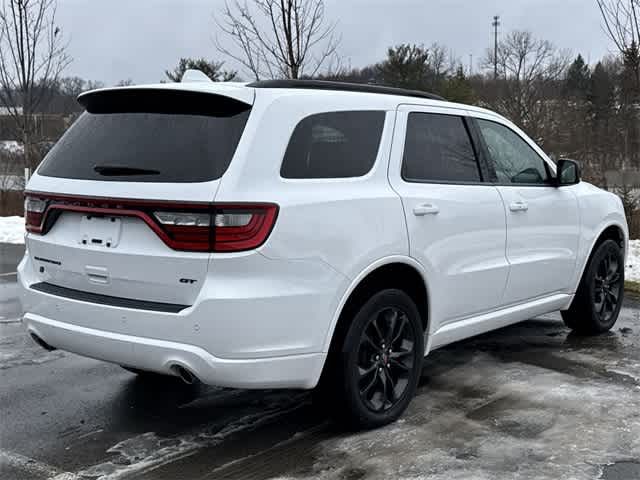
left=413, top=203, right=440, bottom=216
left=509, top=201, right=529, bottom=212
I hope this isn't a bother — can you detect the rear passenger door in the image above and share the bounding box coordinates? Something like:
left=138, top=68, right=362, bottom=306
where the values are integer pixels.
left=388, top=105, right=509, bottom=327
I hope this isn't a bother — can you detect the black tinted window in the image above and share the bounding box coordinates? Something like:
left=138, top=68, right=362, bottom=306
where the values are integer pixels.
left=402, top=113, right=481, bottom=183
left=476, top=119, right=549, bottom=184
left=38, top=90, right=251, bottom=182
left=281, top=111, right=385, bottom=178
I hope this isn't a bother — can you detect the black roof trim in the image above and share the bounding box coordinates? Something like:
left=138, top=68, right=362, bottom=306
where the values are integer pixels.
left=246, top=80, right=445, bottom=101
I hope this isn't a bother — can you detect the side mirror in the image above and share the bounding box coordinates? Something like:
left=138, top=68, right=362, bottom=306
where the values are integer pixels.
left=555, top=159, right=580, bottom=187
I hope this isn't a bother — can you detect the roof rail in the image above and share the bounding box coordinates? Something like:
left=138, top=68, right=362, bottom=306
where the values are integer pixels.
left=246, top=79, right=445, bottom=101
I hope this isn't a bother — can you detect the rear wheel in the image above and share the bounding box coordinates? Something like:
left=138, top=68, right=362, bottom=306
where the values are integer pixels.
left=322, top=289, right=424, bottom=429
left=562, top=239, right=624, bottom=335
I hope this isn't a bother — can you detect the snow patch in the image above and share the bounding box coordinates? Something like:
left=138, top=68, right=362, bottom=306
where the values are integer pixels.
left=0, top=140, right=24, bottom=154
left=0, top=216, right=25, bottom=243
left=626, top=240, right=640, bottom=282
left=0, top=174, right=24, bottom=190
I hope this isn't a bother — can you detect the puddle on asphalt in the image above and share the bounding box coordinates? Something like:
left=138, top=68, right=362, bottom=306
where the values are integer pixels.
left=601, top=460, right=640, bottom=480
left=466, top=395, right=557, bottom=439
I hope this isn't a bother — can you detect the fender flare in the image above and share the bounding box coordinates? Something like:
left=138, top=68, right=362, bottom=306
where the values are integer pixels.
left=321, top=255, right=433, bottom=353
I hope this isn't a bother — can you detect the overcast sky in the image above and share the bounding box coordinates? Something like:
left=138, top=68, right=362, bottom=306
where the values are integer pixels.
left=56, top=0, right=614, bottom=85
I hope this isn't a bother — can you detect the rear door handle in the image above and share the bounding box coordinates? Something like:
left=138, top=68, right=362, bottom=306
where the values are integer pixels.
left=509, top=201, right=529, bottom=212
left=413, top=203, right=439, bottom=216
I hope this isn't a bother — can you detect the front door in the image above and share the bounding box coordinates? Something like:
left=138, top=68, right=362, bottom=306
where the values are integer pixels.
left=473, top=117, right=580, bottom=305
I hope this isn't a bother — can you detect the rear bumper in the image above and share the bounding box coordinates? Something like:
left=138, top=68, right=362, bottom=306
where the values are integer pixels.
left=18, top=249, right=344, bottom=389
left=23, top=312, right=325, bottom=389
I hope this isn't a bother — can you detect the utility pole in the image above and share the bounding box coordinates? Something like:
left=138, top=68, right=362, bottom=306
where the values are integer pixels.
left=469, top=54, right=473, bottom=76
left=492, top=15, right=500, bottom=79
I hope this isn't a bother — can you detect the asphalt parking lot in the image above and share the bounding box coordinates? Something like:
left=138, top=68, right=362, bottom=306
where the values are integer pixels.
left=1, top=243, right=639, bottom=480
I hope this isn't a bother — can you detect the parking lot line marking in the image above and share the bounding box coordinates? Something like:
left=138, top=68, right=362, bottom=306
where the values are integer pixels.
left=0, top=271, right=17, bottom=277
left=0, top=449, right=78, bottom=479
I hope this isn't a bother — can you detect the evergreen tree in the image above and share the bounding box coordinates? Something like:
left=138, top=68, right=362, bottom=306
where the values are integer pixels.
left=588, top=62, right=615, bottom=122
left=621, top=41, right=640, bottom=101
left=443, top=67, right=475, bottom=104
left=565, top=54, right=591, bottom=99
left=376, top=44, right=431, bottom=91
left=620, top=41, right=640, bottom=165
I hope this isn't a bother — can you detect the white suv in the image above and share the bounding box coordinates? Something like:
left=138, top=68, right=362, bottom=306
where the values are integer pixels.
left=19, top=74, right=628, bottom=428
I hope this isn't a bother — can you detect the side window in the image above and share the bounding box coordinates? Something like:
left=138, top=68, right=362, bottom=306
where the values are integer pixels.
left=402, top=113, right=481, bottom=183
left=476, top=119, right=549, bottom=185
left=281, top=111, right=385, bottom=179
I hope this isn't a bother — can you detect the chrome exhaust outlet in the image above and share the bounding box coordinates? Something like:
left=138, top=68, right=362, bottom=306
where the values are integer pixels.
left=171, top=365, right=197, bottom=385
left=30, top=333, right=56, bottom=352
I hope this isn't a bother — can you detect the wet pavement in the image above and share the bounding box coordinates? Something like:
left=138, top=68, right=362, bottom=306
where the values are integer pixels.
left=1, top=243, right=639, bottom=479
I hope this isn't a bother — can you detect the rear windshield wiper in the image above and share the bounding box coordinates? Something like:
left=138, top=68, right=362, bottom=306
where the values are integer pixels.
left=93, top=165, right=160, bottom=176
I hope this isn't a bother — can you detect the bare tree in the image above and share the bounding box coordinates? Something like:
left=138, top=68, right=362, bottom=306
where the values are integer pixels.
left=481, top=30, right=569, bottom=141
left=0, top=0, right=70, bottom=169
left=215, top=0, right=340, bottom=80
left=597, top=0, right=640, bottom=89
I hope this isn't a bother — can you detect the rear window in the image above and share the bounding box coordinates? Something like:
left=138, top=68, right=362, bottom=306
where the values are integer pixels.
left=37, top=89, right=251, bottom=182
left=281, top=111, right=385, bottom=179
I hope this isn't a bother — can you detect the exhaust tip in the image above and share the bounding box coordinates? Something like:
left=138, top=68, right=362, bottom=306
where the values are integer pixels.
left=30, top=333, right=56, bottom=352
left=171, top=365, right=198, bottom=385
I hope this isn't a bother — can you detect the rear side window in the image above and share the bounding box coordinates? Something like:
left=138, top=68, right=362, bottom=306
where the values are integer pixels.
left=38, top=89, right=251, bottom=183
left=281, top=111, right=385, bottom=179
left=402, top=112, right=481, bottom=183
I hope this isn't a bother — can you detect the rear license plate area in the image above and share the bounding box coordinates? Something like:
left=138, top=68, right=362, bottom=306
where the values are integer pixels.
left=79, top=215, right=122, bottom=248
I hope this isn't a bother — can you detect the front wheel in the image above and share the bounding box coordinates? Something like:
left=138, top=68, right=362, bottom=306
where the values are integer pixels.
left=562, top=239, right=624, bottom=335
left=326, top=289, right=424, bottom=429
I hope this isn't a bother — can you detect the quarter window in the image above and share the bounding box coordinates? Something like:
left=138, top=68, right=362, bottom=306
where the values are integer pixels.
left=476, top=119, right=549, bottom=185
left=281, top=111, right=385, bottom=179
left=402, top=113, right=481, bottom=183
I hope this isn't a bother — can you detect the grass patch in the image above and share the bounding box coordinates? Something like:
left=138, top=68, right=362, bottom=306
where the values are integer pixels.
left=625, top=280, right=640, bottom=297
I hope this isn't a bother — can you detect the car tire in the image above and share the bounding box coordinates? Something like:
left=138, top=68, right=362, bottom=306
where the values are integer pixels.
left=561, top=239, right=624, bottom=335
left=321, top=289, right=424, bottom=430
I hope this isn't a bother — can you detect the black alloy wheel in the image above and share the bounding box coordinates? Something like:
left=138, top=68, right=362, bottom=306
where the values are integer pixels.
left=592, top=249, right=622, bottom=323
left=562, top=239, right=624, bottom=335
left=357, top=306, right=416, bottom=412
left=320, top=289, right=424, bottom=429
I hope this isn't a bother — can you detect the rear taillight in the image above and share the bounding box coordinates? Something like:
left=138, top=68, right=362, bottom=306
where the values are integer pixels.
left=23, top=192, right=278, bottom=253
left=153, top=211, right=213, bottom=251
left=153, top=205, right=278, bottom=252
left=211, top=205, right=279, bottom=252
left=24, top=196, right=47, bottom=233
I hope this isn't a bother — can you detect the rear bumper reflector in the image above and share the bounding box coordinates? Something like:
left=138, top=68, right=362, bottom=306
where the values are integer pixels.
left=30, top=282, right=189, bottom=313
